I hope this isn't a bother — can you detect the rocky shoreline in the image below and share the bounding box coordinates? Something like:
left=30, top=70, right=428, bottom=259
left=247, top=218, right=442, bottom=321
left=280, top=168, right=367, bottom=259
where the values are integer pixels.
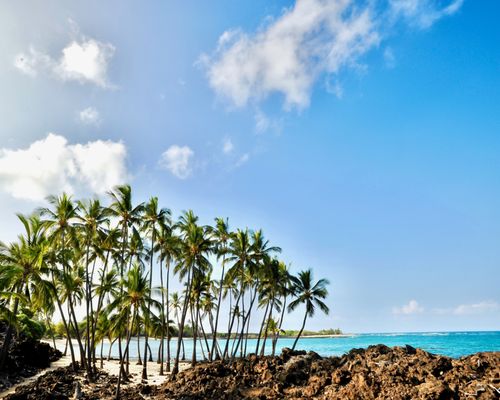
left=5, top=345, right=500, bottom=399
left=0, top=332, right=61, bottom=393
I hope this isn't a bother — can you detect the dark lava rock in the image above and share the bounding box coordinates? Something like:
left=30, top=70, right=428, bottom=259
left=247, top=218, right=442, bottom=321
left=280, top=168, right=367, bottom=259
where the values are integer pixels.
left=4, top=345, right=500, bottom=399
left=0, top=323, right=62, bottom=392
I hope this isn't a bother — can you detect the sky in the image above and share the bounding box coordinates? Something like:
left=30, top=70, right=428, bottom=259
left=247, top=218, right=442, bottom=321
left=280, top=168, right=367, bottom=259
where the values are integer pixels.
left=0, top=0, right=499, bottom=333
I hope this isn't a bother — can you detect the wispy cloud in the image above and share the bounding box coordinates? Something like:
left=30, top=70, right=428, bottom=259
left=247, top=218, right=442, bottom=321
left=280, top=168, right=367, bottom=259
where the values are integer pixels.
left=201, top=0, right=379, bottom=110
left=0, top=134, right=128, bottom=201
left=453, top=301, right=500, bottom=315
left=201, top=0, right=463, bottom=110
left=389, top=0, right=464, bottom=29
left=392, top=299, right=424, bottom=315
left=235, top=153, right=250, bottom=167
left=159, top=145, right=194, bottom=179
left=79, top=107, right=101, bottom=126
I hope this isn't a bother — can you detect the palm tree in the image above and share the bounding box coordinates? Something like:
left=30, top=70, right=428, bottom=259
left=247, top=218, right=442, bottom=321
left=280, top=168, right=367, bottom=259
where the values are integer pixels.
left=107, top=185, right=144, bottom=377
left=288, top=269, right=330, bottom=350
left=208, top=217, right=232, bottom=360
left=172, top=215, right=212, bottom=375
left=114, top=264, right=155, bottom=399
left=156, top=222, right=180, bottom=372
left=141, top=197, right=170, bottom=379
left=76, top=199, right=109, bottom=372
left=0, top=214, right=50, bottom=370
left=170, top=292, right=185, bottom=360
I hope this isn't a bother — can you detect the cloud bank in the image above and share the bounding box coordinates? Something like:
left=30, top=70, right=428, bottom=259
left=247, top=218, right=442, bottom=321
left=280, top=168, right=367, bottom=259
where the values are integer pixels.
left=0, top=134, right=128, bottom=201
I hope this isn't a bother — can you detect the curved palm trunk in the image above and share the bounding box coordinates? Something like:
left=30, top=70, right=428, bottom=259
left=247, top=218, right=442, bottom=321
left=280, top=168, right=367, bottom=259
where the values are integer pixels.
left=291, top=312, right=308, bottom=351
left=260, top=298, right=275, bottom=357
left=142, top=228, right=155, bottom=381
left=159, top=257, right=165, bottom=375
left=191, top=303, right=199, bottom=366
left=116, top=306, right=137, bottom=400
left=223, top=290, right=242, bottom=359
left=255, top=301, right=270, bottom=355
left=84, top=241, right=94, bottom=381
left=165, top=261, right=171, bottom=372
left=172, top=265, right=193, bottom=376
left=68, top=293, right=89, bottom=373
left=90, top=250, right=110, bottom=371
left=273, top=295, right=287, bottom=356
left=210, top=255, right=225, bottom=360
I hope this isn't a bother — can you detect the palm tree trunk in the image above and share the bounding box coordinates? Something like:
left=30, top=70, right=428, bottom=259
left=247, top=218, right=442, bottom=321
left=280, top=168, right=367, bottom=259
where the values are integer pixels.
left=273, top=295, right=287, bottom=355
left=84, top=241, right=93, bottom=381
left=53, top=281, right=77, bottom=369
left=291, top=312, right=308, bottom=351
left=210, top=255, right=225, bottom=360
left=159, top=257, right=165, bottom=375
left=172, top=265, right=193, bottom=376
left=260, top=298, right=275, bottom=357
left=116, top=307, right=136, bottom=400
left=165, top=261, right=171, bottom=372
left=223, top=290, right=242, bottom=359
left=91, top=250, right=110, bottom=371
left=142, top=228, right=155, bottom=381
left=255, top=301, right=270, bottom=355
left=136, top=333, right=142, bottom=365
left=68, top=293, right=89, bottom=373
left=191, top=302, right=199, bottom=366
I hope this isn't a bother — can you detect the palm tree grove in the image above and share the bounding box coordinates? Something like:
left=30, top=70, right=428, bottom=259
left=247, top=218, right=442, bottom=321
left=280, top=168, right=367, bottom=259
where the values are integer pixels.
left=0, top=185, right=330, bottom=398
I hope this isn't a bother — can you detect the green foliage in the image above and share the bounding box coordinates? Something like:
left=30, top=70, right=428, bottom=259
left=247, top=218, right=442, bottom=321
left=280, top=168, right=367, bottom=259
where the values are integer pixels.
left=17, top=309, right=46, bottom=340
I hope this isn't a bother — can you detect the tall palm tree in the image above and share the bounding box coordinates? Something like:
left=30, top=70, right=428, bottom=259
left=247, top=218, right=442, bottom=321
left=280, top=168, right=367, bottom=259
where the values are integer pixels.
left=76, top=199, right=109, bottom=372
left=288, top=269, right=329, bottom=350
left=170, top=292, right=185, bottom=361
left=156, top=222, right=180, bottom=372
left=172, top=215, right=212, bottom=375
left=114, top=264, right=155, bottom=399
left=107, top=185, right=144, bottom=377
left=141, top=197, right=170, bottom=380
left=208, top=217, right=232, bottom=360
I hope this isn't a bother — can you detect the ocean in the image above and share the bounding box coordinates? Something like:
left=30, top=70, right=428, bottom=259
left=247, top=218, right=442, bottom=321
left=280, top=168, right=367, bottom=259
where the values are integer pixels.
left=97, top=331, right=500, bottom=361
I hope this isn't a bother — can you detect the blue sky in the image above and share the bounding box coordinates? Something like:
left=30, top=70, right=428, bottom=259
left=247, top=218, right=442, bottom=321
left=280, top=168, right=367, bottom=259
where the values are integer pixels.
left=0, top=0, right=499, bottom=333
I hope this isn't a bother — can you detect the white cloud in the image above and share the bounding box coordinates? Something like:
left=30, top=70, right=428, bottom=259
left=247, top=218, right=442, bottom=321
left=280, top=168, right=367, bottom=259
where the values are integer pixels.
left=159, top=145, right=194, bottom=179
left=235, top=153, right=250, bottom=167
left=201, top=0, right=464, bottom=110
left=389, top=0, right=464, bottom=29
left=14, top=38, right=115, bottom=88
left=202, top=0, right=379, bottom=110
left=0, top=134, right=128, bottom=201
left=79, top=107, right=101, bottom=126
left=392, top=299, right=424, bottom=315
left=453, top=301, right=500, bottom=316
left=56, top=39, right=115, bottom=87
left=223, top=138, right=234, bottom=154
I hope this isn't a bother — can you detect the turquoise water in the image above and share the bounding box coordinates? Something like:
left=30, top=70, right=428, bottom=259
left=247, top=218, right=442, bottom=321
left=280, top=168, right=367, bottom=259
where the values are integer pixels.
left=96, top=331, right=500, bottom=361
